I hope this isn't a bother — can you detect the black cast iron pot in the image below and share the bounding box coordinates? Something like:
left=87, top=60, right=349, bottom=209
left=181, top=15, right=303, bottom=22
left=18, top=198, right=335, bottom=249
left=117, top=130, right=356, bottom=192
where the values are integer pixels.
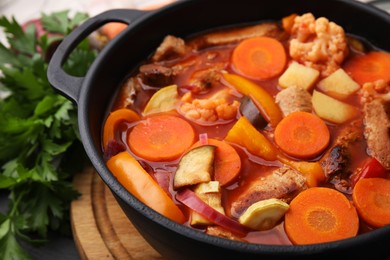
left=47, top=0, right=390, bottom=259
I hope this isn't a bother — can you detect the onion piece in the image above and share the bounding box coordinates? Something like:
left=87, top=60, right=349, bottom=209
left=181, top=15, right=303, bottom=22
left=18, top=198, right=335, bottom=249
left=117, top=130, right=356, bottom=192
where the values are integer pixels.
left=176, top=188, right=251, bottom=236
left=199, top=133, right=209, bottom=145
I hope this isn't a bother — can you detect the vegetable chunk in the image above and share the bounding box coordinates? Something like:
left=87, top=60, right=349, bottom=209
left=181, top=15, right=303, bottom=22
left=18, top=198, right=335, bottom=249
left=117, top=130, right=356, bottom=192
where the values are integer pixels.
left=317, top=68, right=360, bottom=99
left=285, top=187, right=359, bottom=245
left=174, top=145, right=216, bottom=189
left=232, top=36, right=287, bottom=80
left=312, top=90, right=359, bottom=124
left=128, top=114, right=195, bottom=161
left=239, top=198, right=289, bottom=231
left=107, top=152, right=186, bottom=223
left=278, top=61, right=320, bottom=90
left=352, top=178, right=390, bottom=228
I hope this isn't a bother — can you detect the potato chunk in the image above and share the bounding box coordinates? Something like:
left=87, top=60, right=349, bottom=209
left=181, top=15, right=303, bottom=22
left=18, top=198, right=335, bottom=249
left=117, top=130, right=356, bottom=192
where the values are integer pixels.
left=312, top=90, right=359, bottom=124
left=317, top=68, right=360, bottom=99
left=278, top=61, right=320, bottom=90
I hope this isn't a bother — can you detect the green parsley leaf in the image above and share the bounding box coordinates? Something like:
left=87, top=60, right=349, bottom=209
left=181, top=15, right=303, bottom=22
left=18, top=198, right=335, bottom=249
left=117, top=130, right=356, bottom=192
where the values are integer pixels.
left=0, top=10, right=97, bottom=259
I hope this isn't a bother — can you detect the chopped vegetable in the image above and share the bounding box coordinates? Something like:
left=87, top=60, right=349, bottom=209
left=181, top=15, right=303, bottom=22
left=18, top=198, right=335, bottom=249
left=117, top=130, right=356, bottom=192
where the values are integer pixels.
left=351, top=157, right=388, bottom=186
left=174, top=145, right=216, bottom=189
left=239, top=96, right=268, bottom=129
left=143, top=84, right=179, bottom=115
left=103, top=108, right=140, bottom=150
left=285, top=187, right=359, bottom=245
left=225, top=116, right=278, bottom=161
left=312, top=90, right=359, bottom=124
left=352, top=178, right=390, bottom=228
left=107, top=151, right=186, bottom=223
left=176, top=188, right=250, bottom=236
left=279, top=157, right=325, bottom=187
left=231, top=36, right=287, bottom=80
left=128, top=114, right=195, bottom=161
left=274, top=111, right=330, bottom=159
left=238, top=198, right=289, bottom=231
left=223, top=73, right=283, bottom=127
left=344, top=51, right=390, bottom=85
left=191, top=138, right=241, bottom=187
left=278, top=61, right=320, bottom=90
left=317, top=68, right=360, bottom=100
left=191, top=181, right=225, bottom=226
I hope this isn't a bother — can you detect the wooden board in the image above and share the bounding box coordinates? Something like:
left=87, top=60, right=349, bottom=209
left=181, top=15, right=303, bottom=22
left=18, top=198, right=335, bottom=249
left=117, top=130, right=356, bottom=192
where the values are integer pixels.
left=71, top=167, right=164, bottom=260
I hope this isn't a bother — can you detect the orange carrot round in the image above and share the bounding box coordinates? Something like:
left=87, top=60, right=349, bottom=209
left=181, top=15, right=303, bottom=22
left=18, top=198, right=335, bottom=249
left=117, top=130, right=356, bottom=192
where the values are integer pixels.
left=285, top=187, right=359, bottom=245
left=103, top=108, right=141, bottom=150
left=128, top=114, right=195, bottom=162
left=274, top=111, right=330, bottom=159
left=191, top=138, right=241, bottom=186
left=231, top=36, right=287, bottom=80
left=352, top=178, right=390, bottom=228
left=344, top=51, right=390, bottom=85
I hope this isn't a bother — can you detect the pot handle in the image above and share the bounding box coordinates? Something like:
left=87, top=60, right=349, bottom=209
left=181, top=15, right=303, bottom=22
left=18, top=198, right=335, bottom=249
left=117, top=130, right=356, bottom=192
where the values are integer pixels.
left=47, top=9, right=146, bottom=103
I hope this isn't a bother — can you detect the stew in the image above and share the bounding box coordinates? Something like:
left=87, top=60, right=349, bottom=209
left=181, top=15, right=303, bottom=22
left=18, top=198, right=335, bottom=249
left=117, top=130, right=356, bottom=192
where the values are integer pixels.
left=102, top=12, right=390, bottom=245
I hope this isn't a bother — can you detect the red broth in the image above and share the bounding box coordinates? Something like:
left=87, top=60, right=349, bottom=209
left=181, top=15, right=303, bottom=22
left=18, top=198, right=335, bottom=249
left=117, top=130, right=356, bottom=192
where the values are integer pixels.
left=103, top=13, right=390, bottom=245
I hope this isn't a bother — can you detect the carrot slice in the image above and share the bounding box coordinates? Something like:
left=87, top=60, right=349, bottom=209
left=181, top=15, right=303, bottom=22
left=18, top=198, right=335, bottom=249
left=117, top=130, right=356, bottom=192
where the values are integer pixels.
left=274, top=111, right=330, bottom=159
left=231, top=36, right=287, bottom=80
left=107, top=151, right=186, bottom=224
left=285, top=187, right=359, bottom=245
left=101, top=23, right=127, bottom=40
left=103, top=108, right=141, bottom=150
left=128, top=114, right=195, bottom=162
left=352, top=178, right=390, bottom=228
left=191, top=138, right=241, bottom=187
left=344, top=51, right=390, bottom=85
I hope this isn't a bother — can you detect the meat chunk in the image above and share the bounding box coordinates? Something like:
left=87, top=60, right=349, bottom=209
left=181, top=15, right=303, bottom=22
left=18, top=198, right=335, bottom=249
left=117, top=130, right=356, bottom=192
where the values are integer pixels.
left=112, top=77, right=140, bottom=109
left=230, top=166, right=307, bottom=218
left=275, top=86, right=312, bottom=116
left=139, top=64, right=175, bottom=87
left=288, top=13, right=348, bottom=76
left=151, top=35, right=187, bottom=62
left=360, top=80, right=390, bottom=170
left=320, top=120, right=363, bottom=193
left=187, top=64, right=226, bottom=93
left=363, top=99, right=390, bottom=170
left=188, top=22, right=286, bottom=49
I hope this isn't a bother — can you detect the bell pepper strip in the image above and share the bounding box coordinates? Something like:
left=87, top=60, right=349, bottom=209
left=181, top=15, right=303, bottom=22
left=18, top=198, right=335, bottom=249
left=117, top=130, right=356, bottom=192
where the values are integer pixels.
left=223, top=73, right=283, bottom=128
left=103, top=108, right=141, bottom=150
left=225, top=116, right=278, bottom=161
left=176, top=188, right=251, bottom=236
left=107, top=151, right=186, bottom=224
left=278, top=155, right=325, bottom=188
left=351, top=157, right=388, bottom=186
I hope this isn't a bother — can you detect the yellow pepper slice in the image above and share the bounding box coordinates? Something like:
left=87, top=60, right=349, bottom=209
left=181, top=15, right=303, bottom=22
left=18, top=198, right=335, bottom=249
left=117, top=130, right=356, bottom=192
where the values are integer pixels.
left=103, top=108, right=141, bottom=150
left=223, top=73, right=283, bottom=128
left=225, top=116, right=278, bottom=161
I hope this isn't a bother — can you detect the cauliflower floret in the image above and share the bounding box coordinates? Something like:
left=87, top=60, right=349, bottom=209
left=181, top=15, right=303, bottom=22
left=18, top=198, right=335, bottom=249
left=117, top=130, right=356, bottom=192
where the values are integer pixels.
left=179, top=90, right=239, bottom=124
left=360, top=79, right=390, bottom=104
left=289, top=13, right=348, bottom=77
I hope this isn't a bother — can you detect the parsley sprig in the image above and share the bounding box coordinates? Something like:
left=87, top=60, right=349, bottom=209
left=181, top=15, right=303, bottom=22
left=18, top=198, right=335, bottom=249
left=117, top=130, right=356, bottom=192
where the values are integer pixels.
left=0, top=10, right=97, bottom=259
